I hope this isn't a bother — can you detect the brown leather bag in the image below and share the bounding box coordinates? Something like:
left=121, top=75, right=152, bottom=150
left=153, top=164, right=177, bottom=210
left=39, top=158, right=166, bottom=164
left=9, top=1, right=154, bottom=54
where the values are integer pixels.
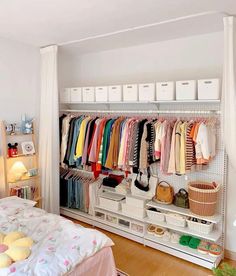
left=153, top=181, right=174, bottom=205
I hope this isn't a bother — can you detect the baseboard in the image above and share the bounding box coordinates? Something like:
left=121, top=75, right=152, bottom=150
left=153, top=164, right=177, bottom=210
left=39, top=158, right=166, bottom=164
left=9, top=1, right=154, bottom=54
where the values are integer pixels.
left=225, top=249, right=236, bottom=261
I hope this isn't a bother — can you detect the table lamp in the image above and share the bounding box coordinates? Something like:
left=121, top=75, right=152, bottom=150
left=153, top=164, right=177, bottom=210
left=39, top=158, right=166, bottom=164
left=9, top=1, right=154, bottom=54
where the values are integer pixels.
left=8, top=161, right=28, bottom=182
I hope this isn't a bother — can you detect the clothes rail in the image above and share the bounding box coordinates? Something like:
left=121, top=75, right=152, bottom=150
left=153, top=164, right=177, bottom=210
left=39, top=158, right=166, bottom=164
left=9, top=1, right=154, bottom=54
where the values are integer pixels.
left=60, top=109, right=221, bottom=115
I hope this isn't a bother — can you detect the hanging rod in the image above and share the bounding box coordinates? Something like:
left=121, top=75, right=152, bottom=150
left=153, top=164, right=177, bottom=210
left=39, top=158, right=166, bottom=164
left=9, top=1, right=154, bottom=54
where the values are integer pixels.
left=60, top=109, right=221, bottom=115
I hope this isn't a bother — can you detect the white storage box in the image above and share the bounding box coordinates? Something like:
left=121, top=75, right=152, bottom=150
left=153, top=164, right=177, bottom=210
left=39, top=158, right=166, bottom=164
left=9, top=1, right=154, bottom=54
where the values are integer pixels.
left=126, top=195, right=148, bottom=208
left=95, top=86, right=108, bottom=102
left=138, top=83, right=155, bottom=101
left=147, top=208, right=165, bottom=222
left=82, top=87, right=95, bottom=102
left=99, top=197, right=122, bottom=211
left=60, top=88, right=71, bottom=103
left=121, top=202, right=146, bottom=219
left=156, top=82, right=175, bottom=101
left=108, top=85, right=122, bottom=102
left=165, top=213, right=186, bottom=228
left=187, top=218, right=213, bottom=234
left=123, top=84, right=138, bottom=101
left=176, top=80, right=197, bottom=100
left=70, top=87, right=82, bottom=103
left=131, top=222, right=144, bottom=234
left=198, top=79, right=220, bottom=100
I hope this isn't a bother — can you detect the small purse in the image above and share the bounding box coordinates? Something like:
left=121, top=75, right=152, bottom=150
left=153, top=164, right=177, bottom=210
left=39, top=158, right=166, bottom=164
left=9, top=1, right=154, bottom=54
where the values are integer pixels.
left=173, top=189, right=189, bottom=209
left=134, top=168, right=150, bottom=192
left=153, top=181, right=174, bottom=205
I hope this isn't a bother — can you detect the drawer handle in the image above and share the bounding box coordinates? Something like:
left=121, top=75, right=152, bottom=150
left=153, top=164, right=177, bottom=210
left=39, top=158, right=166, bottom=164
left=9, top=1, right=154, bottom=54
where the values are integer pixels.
left=161, top=84, right=168, bottom=87
left=182, top=82, right=189, bottom=85
left=204, top=81, right=212, bottom=84
left=143, top=85, right=149, bottom=88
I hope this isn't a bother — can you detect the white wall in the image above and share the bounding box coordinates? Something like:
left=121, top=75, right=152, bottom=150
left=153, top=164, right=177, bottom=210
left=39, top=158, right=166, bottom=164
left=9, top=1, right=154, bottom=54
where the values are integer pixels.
left=59, top=31, right=236, bottom=253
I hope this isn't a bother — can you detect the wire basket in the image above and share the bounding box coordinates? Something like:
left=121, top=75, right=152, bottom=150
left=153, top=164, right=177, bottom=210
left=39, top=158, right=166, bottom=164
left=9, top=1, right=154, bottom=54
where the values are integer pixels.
left=188, top=181, right=220, bottom=216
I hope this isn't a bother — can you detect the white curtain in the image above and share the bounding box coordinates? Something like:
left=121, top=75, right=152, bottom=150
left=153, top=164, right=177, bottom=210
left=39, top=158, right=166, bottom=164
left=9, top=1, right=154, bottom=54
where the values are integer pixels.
left=222, top=16, right=236, bottom=170
left=39, top=45, right=59, bottom=214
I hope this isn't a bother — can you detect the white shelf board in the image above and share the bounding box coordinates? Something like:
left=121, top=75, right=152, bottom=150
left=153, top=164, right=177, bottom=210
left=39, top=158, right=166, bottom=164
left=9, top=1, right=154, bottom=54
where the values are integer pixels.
left=144, top=234, right=221, bottom=263
left=146, top=201, right=221, bottom=224
left=144, top=217, right=221, bottom=242
left=95, top=205, right=146, bottom=222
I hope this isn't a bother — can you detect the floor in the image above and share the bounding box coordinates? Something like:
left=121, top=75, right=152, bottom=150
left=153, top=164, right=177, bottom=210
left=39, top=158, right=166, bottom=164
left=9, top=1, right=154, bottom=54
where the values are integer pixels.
left=65, top=216, right=236, bottom=276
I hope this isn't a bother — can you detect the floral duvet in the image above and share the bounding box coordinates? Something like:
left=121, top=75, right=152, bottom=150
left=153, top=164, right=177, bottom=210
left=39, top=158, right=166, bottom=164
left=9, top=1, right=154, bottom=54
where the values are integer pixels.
left=0, top=197, right=113, bottom=276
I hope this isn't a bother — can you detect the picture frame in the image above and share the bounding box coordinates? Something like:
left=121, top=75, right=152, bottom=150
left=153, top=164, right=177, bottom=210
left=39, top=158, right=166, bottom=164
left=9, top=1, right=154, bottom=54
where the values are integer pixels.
left=21, top=141, right=35, bottom=155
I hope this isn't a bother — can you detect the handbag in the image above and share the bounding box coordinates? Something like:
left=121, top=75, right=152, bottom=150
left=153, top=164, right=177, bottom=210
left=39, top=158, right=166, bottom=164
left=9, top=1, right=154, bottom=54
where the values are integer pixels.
left=173, top=188, right=189, bottom=209
left=153, top=181, right=174, bottom=205
left=134, top=168, right=150, bottom=192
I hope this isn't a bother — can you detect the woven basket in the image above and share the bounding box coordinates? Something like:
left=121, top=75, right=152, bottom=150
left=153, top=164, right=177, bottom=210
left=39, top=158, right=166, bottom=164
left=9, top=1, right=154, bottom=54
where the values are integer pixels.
left=188, top=181, right=220, bottom=216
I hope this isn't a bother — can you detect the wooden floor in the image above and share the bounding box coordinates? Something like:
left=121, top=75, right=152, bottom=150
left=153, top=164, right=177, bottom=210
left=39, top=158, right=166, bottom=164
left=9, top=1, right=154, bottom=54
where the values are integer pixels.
left=65, top=216, right=236, bottom=276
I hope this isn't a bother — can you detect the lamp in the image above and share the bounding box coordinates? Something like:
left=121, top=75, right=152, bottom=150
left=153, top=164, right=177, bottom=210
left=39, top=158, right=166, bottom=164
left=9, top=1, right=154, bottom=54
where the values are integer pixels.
left=8, top=161, right=28, bottom=182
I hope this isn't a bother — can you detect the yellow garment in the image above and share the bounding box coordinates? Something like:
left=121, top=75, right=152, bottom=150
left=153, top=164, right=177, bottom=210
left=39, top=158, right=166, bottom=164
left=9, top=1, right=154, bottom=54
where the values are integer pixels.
left=179, top=122, right=187, bottom=174
left=75, top=117, right=90, bottom=159
left=4, top=232, right=25, bottom=246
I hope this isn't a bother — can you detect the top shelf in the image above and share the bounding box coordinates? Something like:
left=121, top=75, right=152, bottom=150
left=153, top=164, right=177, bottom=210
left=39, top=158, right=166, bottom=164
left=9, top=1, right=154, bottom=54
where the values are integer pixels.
left=61, top=100, right=221, bottom=104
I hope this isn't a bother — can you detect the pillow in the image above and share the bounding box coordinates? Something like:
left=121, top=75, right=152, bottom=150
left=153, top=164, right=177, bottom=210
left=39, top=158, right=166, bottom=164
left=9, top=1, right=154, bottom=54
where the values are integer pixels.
left=0, top=244, right=8, bottom=253
left=4, top=232, right=25, bottom=246
left=11, top=237, right=33, bottom=248
left=0, top=233, right=5, bottom=244
left=0, top=253, right=12, bottom=268
left=5, top=246, right=31, bottom=262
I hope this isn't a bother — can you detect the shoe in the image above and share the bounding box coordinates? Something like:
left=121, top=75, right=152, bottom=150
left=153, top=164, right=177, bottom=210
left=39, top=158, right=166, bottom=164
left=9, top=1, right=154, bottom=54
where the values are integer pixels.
left=197, top=241, right=210, bottom=254
left=171, top=233, right=180, bottom=244
left=209, top=244, right=222, bottom=257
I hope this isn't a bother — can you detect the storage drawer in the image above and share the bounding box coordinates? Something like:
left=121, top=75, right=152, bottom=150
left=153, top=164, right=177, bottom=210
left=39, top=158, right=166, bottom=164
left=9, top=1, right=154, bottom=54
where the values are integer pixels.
left=95, top=211, right=105, bottom=220
left=82, top=87, right=95, bottom=102
left=99, top=197, right=121, bottom=211
left=95, top=86, right=108, bottom=102
left=126, top=195, right=148, bottom=208
left=147, top=208, right=165, bottom=222
left=106, top=214, right=118, bottom=224
left=118, top=218, right=130, bottom=229
left=198, top=79, right=220, bottom=100
left=121, top=202, right=146, bottom=219
left=123, top=84, right=138, bottom=101
left=108, top=85, right=122, bottom=102
left=60, top=88, right=71, bottom=103
left=156, top=82, right=175, bottom=101
left=70, top=87, right=82, bottom=103
left=176, top=80, right=197, bottom=100
left=138, top=83, right=155, bottom=101
left=131, top=222, right=144, bottom=234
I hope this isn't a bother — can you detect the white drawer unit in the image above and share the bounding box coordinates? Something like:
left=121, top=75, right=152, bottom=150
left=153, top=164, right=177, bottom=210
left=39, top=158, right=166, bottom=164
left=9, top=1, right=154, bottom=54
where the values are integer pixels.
left=176, top=80, right=197, bottom=100
left=126, top=195, right=148, bottom=208
left=99, top=197, right=122, bottom=211
left=123, top=84, right=138, bottom=101
left=108, top=85, right=122, bottom=102
left=198, top=79, right=220, bottom=100
left=60, top=88, right=71, bottom=103
left=138, top=83, right=155, bottom=101
left=82, top=87, right=95, bottom=102
left=121, top=202, right=146, bottom=219
left=118, top=218, right=130, bottom=229
left=131, top=222, right=144, bottom=234
left=95, top=86, right=108, bottom=102
left=156, top=82, right=175, bottom=101
left=70, top=87, right=82, bottom=103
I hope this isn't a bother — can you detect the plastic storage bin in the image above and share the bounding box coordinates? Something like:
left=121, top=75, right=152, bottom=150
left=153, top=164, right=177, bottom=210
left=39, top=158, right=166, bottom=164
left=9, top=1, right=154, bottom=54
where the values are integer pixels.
left=108, top=85, right=122, bottom=102
left=99, top=197, right=122, bottom=211
left=70, top=87, right=82, bottom=103
left=198, top=79, right=220, bottom=100
left=147, top=208, right=165, bottom=222
left=176, top=80, right=197, bottom=100
left=126, top=195, right=148, bottom=208
left=123, top=84, right=138, bottom=101
left=187, top=218, right=213, bottom=234
left=138, top=83, right=155, bottom=101
left=165, top=213, right=186, bottom=228
left=121, top=202, right=146, bottom=219
left=60, top=88, right=71, bottom=103
left=95, top=86, right=108, bottom=102
left=156, top=82, right=175, bottom=101
left=82, top=87, right=95, bottom=102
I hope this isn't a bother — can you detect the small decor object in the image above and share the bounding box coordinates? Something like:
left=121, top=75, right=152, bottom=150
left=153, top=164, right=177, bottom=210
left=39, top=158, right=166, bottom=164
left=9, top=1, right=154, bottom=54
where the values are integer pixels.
left=7, top=143, right=18, bottom=157
left=21, top=114, right=34, bottom=134
left=173, top=188, right=189, bottom=209
left=21, top=142, right=35, bottom=155
left=27, top=168, right=38, bottom=177
left=153, top=181, right=174, bottom=204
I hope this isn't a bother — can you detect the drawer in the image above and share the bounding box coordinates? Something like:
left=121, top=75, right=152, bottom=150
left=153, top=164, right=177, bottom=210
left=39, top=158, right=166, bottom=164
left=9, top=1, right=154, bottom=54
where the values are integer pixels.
left=60, top=88, right=71, bottom=103
left=82, top=87, right=95, bottom=102
left=95, top=211, right=105, bottom=220
left=126, top=195, right=148, bottom=208
left=95, top=86, right=108, bottom=102
left=106, top=214, right=118, bottom=224
left=118, top=218, right=130, bottom=229
left=108, top=85, right=122, bottom=102
left=99, top=197, right=121, bottom=211
left=123, top=84, right=138, bottom=101
left=198, top=79, right=220, bottom=100
left=70, top=87, right=82, bottom=102
left=156, top=82, right=175, bottom=101
left=176, top=80, right=197, bottom=100
left=138, top=83, right=155, bottom=101
left=131, top=222, right=144, bottom=234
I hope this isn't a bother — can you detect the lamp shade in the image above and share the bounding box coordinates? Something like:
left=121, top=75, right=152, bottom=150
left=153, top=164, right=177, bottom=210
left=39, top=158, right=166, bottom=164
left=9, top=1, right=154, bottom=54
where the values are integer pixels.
left=8, top=161, right=27, bottom=182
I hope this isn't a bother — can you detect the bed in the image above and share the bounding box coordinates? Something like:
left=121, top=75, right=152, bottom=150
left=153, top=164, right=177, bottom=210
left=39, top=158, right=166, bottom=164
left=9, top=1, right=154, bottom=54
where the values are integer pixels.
left=0, top=197, right=117, bottom=276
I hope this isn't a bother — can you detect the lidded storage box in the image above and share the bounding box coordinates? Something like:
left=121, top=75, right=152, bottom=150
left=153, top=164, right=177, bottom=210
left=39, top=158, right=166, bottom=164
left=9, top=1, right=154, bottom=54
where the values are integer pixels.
left=60, top=88, right=71, bottom=103
left=82, top=87, right=95, bottom=102
left=108, top=85, right=122, bottom=102
left=70, top=87, right=82, bottom=103
left=138, top=83, right=155, bottom=101
left=95, top=86, right=108, bottom=102
left=156, top=82, right=175, bottom=101
left=198, top=79, right=220, bottom=100
left=176, top=80, right=197, bottom=100
left=123, top=84, right=138, bottom=101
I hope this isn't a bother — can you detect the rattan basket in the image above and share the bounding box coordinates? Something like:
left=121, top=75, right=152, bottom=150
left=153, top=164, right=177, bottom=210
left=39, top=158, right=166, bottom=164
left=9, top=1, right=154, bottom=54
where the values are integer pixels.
left=188, top=181, right=220, bottom=216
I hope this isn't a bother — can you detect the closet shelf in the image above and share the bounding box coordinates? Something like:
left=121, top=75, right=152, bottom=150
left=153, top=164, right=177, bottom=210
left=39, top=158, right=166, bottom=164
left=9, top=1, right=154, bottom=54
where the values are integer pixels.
left=146, top=201, right=221, bottom=224
left=8, top=175, right=39, bottom=184
left=144, top=218, right=222, bottom=242
left=62, top=100, right=220, bottom=104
